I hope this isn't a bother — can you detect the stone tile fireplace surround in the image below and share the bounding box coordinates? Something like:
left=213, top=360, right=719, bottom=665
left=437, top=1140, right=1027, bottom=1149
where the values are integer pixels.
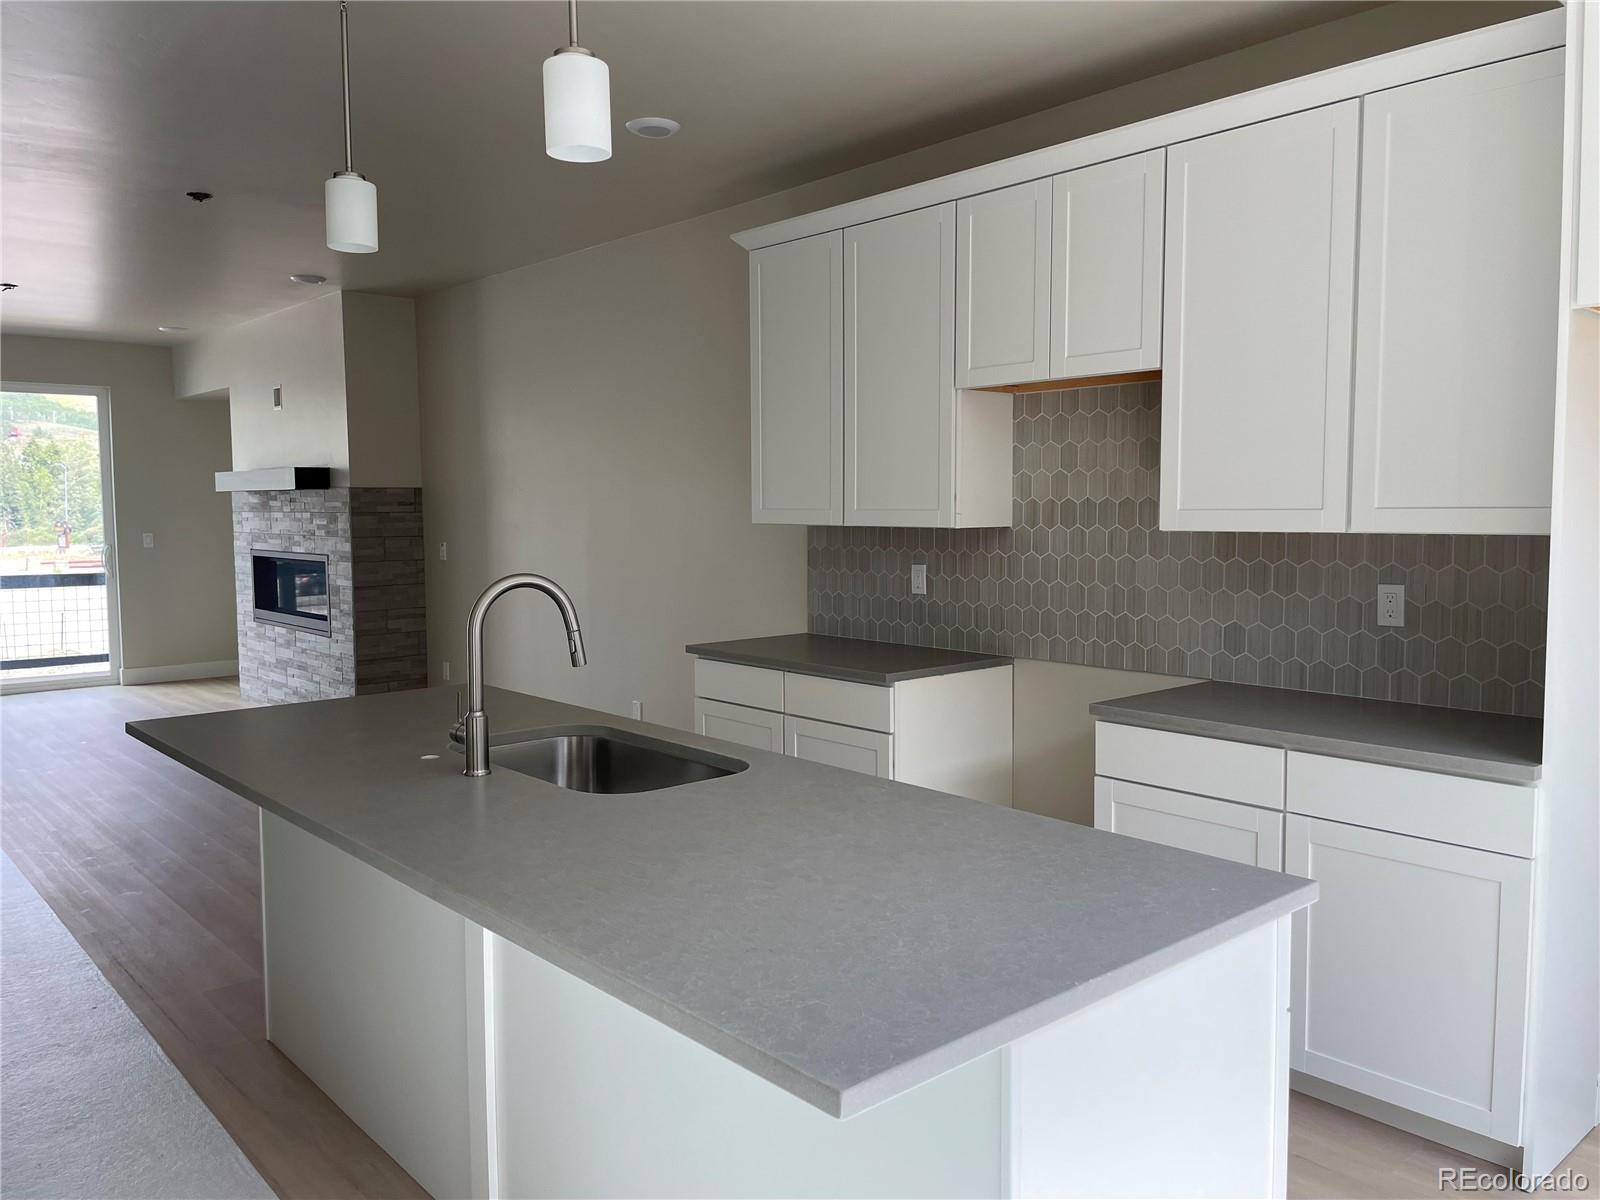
left=232, top=488, right=426, bottom=704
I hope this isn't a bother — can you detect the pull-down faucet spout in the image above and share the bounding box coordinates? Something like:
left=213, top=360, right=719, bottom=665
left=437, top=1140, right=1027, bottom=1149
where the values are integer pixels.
left=457, top=573, right=587, bottom=776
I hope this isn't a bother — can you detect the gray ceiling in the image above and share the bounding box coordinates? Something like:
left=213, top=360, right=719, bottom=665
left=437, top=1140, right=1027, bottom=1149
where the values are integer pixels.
left=1, top=0, right=1438, bottom=343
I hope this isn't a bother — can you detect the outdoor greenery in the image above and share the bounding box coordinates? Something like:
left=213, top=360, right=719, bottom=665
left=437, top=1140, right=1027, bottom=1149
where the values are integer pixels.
left=1, top=392, right=97, bottom=432
left=0, top=393, right=104, bottom=548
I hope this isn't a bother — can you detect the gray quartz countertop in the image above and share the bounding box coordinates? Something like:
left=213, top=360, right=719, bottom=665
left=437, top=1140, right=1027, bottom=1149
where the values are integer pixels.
left=1091, top=681, right=1543, bottom=785
left=686, top=633, right=1010, bottom=685
left=128, top=686, right=1313, bottom=1119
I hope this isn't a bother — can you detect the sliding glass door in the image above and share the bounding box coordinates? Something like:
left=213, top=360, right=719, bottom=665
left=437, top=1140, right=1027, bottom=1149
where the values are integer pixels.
left=0, top=385, right=121, bottom=689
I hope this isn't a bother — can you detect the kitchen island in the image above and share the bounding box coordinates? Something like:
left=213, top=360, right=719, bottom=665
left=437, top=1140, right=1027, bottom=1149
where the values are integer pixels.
left=130, top=686, right=1315, bottom=1199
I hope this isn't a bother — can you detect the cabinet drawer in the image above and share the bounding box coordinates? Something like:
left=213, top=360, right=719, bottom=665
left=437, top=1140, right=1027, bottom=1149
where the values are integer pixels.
left=1286, top=752, right=1535, bottom=858
left=693, top=659, right=783, bottom=712
left=784, top=716, right=893, bottom=779
left=1094, top=722, right=1283, bottom=809
left=1094, top=777, right=1283, bottom=870
left=693, top=698, right=783, bottom=754
left=783, top=672, right=894, bottom=733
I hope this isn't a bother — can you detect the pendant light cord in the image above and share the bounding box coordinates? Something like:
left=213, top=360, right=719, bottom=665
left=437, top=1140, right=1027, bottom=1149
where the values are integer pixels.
left=340, top=0, right=354, bottom=173
left=567, top=0, right=578, bottom=47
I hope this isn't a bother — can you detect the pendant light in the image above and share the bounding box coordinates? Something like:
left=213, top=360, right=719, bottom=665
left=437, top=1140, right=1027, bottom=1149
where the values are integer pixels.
left=543, top=0, right=611, bottom=163
left=326, top=0, right=379, bottom=253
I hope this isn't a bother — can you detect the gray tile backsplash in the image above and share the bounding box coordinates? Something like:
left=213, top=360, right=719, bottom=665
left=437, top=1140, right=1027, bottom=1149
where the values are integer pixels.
left=808, top=381, right=1548, bottom=718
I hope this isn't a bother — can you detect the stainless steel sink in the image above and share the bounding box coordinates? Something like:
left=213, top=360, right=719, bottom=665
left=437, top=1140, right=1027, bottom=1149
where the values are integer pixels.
left=460, top=725, right=748, bottom=793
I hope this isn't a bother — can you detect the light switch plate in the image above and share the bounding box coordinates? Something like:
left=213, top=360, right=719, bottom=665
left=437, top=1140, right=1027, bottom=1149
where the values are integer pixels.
left=1377, top=583, right=1405, bottom=627
left=141, top=532, right=154, bottom=548
left=910, top=563, right=927, bottom=595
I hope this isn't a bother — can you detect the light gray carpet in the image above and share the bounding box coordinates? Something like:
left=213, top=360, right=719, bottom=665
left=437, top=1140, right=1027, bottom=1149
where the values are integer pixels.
left=0, top=852, right=274, bottom=1200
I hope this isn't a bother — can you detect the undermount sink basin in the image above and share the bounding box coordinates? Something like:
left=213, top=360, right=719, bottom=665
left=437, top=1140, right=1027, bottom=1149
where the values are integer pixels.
left=469, top=725, right=748, bottom=793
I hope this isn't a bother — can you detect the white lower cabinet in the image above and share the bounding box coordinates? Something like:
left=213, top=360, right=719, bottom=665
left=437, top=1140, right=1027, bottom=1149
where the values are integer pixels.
left=1286, top=814, right=1532, bottom=1143
left=784, top=714, right=893, bottom=778
left=692, top=658, right=1013, bottom=804
left=1093, top=718, right=1541, bottom=1156
left=694, top=698, right=784, bottom=754
left=1094, top=777, right=1283, bottom=869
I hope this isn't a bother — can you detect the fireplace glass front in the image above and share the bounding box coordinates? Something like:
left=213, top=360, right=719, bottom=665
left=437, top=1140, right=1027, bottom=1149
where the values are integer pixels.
left=252, top=550, right=331, bottom=635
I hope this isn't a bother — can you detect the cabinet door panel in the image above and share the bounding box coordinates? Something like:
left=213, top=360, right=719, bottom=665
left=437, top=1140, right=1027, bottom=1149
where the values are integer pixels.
left=956, top=179, right=1051, bottom=388
left=694, top=698, right=784, bottom=754
left=1161, top=102, right=1359, bottom=532
left=1286, top=815, right=1531, bottom=1143
left=784, top=715, right=893, bottom=779
left=1350, top=51, right=1564, bottom=534
left=1093, top=777, right=1283, bottom=869
left=845, top=204, right=956, bottom=527
left=750, top=231, right=843, bottom=524
left=1051, top=150, right=1165, bottom=378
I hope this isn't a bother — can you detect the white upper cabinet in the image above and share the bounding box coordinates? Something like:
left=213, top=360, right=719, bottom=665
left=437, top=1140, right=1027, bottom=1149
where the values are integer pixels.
left=1577, top=2, right=1600, bottom=309
left=1161, top=102, right=1359, bottom=533
left=1050, top=150, right=1165, bottom=379
left=738, top=16, right=1568, bottom=535
left=1349, top=52, right=1564, bottom=535
left=955, top=180, right=1052, bottom=389
left=845, top=204, right=959, bottom=527
left=749, top=232, right=843, bottom=524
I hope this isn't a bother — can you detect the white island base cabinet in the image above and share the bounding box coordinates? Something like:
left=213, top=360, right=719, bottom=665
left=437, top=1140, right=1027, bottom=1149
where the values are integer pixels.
left=262, top=809, right=1295, bottom=1199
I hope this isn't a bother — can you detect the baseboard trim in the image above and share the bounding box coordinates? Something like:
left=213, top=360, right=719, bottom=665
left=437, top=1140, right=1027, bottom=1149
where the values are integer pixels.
left=1291, top=1071, right=1523, bottom=1169
left=0, top=673, right=116, bottom=696
left=120, top=659, right=239, bottom=686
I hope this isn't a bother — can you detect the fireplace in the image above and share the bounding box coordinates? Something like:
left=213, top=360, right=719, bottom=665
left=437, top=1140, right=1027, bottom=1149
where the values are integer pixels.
left=252, top=550, right=331, bottom=635
left=233, top=489, right=425, bottom=703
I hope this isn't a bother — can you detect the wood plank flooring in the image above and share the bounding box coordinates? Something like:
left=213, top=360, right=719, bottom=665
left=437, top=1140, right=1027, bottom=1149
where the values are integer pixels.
left=1, top=679, right=1594, bottom=1199
left=1, top=679, right=427, bottom=1200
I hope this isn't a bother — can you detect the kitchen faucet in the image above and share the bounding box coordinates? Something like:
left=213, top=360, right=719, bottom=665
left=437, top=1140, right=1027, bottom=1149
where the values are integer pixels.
left=455, top=573, right=587, bottom=776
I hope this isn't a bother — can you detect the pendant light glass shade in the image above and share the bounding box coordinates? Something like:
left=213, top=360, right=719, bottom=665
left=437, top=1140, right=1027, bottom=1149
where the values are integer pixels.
left=326, top=1, right=378, bottom=254
left=544, top=49, right=611, bottom=162
left=326, top=171, right=379, bottom=253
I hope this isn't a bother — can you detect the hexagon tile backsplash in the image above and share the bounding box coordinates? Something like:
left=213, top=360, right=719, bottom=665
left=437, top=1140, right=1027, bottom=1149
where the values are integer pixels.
left=807, top=381, right=1548, bottom=718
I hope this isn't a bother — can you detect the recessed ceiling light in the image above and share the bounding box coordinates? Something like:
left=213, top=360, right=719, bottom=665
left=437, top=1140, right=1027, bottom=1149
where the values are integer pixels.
left=158, top=325, right=188, bottom=333
left=625, top=116, right=680, bottom=139
left=290, top=273, right=328, bottom=285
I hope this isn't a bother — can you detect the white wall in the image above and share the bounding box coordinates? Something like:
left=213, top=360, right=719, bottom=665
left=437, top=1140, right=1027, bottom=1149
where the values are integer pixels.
left=0, top=334, right=236, bottom=673
left=417, top=209, right=807, bottom=730
left=1520, top=1, right=1600, bottom=1172
left=1014, top=662, right=1192, bottom=824
left=174, top=293, right=351, bottom=482
left=343, top=294, right=422, bottom=489
left=173, top=291, right=421, bottom=489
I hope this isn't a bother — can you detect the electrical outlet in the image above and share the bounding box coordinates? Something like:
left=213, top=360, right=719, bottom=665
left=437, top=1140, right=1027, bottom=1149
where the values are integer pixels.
left=630, top=700, right=643, bottom=721
left=141, top=532, right=154, bottom=548
left=1377, top=583, right=1405, bottom=627
left=441, top=660, right=451, bottom=682
left=911, top=563, right=927, bottom=595
left=438, top=541, right=448, bottom=561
